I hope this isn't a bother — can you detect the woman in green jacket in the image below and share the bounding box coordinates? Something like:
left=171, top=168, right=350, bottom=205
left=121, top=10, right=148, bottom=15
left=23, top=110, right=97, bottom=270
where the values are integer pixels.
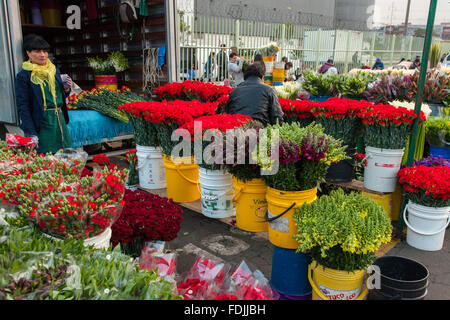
left=15, top=34, right=72, bottom=154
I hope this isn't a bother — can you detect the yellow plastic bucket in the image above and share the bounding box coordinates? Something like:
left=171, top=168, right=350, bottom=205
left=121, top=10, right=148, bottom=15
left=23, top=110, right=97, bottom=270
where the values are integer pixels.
left=266, top=187, right=317, bottom=249
left=163, top=157, right=200, bottom=203
left=308, top=262, right=368, bottom=300
left=233, top=178, right=268, bottom=233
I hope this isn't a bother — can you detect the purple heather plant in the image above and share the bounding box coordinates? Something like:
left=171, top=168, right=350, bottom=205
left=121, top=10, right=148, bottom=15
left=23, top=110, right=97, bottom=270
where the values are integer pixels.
left=413, top=155, right=450, bottom=167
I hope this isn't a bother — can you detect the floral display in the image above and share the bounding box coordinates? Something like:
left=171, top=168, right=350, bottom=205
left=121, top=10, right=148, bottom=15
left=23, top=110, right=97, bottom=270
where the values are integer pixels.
left=87, top=51, right=129, bottom=75
left=124, top=149, right=139, bottom=186
left=359, top=103, right=427, bottom=149
left=111, top=189, right=183, bottom=249
left=398, top=165, right=450, bottom=207
left=177, top=113, right=252, bottom=170
left=0, top=142, right=127, bottom=240
left=424, top=117, right=450, bottom=148
left=275, top=82, right=302, bottom=100
left=336, top=73, right=370, bottom=100
left=302, top=70, right=338, bottom=97
left=293, top=189, right=392, bottom=272
left=279, top=98, right=315, bottom=126
left=153, top=80, right=232, bottom=112
left=0, top=225, right=180, bottom=300
left=119, top=100, right=217, bottom=154
left=310, top=97, right=371, bottom=146
left=67, top=86, right=149, bottom=123
left=413, top=155, right=450, bottom=167
left=255, top=122, right=347, bottom=191
left=6, top=134, right=37, bottom=154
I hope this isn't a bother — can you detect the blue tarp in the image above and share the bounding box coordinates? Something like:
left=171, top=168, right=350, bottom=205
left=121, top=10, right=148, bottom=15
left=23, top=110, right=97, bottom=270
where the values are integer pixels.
left=158, top=45, right=166, bottom=70
left=67, top=110, right=133, bottom=148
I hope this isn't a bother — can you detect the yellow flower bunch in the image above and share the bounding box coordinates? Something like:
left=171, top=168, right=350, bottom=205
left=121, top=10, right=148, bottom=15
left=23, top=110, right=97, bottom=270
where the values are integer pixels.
left=293, top=189, right=392, bottom=257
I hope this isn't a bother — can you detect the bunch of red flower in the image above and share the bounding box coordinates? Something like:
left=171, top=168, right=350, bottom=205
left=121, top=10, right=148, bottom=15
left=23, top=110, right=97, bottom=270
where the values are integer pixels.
left=398, top=165, right=450, bottom=204
left=311, top=97, right=372, bottom=119
left=33, top=168, right=127, bottom=240
left=124, top=149, right=137, bottom=164
left=111, top=189, right=183, bottom=245
left=279, top=98, right=316, bottom=120
left=359, top=103, right=426, bottom=127
left=178, top=113, right=252, bottom=141
left=6, top=134, right=37, bottom=153
left=92, top=154, right=120, bottom=170
left=153, top=81, right=232, bottom=104
left=119, top=100, right=217, bottom=127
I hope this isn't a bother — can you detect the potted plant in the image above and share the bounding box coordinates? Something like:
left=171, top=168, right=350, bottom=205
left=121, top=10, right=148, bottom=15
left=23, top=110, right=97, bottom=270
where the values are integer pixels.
left=87, top=51, right=129, bottom=91
left=398, top=165, right=450, bottom=251
left=302, top=70, right=338, bottom=102
left=336, top=74, right=370, bottom=100
left=310, top=97, right=371, bottom=182
left=179, top=113, right=252, bottom=219
left=254, top=122, right=347, bottom=249
left=221, top=120, right=269, bottom=232
left=293, top=189, right=392, bottom=300
left=409, top=70, right=449, bottom=116
left=424, top=117, right=450, bottom=160
left=359, top=103, right=426, bottom=193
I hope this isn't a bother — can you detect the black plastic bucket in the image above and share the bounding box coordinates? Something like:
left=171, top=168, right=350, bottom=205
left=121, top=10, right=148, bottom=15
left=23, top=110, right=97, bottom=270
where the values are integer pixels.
left=368, top=256, right=429, bottom=300
left=326, top=146, right=356, bottom=183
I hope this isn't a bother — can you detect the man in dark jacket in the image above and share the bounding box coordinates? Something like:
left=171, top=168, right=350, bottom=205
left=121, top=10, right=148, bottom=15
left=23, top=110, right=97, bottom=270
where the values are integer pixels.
left=226, top=62, right=283, bottom=126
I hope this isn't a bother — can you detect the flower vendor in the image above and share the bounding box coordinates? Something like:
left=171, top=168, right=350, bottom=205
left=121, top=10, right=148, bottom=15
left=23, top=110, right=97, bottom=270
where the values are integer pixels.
left=226, top=63, right=284, bottom=127
left=15, top=34, right=72, bottom=154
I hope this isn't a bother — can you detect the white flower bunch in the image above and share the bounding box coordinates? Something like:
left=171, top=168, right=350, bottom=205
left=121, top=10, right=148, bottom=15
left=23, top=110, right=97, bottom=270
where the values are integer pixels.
left=389, top=100, right=432, bottom=119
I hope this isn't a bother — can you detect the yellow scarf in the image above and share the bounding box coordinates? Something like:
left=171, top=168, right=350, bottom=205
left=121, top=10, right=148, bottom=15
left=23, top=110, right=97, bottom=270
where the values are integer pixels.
left=22, top=59, right=57, bottom=108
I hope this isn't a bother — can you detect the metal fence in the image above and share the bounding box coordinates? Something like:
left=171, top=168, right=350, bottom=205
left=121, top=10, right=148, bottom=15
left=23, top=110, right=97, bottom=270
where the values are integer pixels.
left=176, top=11, right=449, bottom=82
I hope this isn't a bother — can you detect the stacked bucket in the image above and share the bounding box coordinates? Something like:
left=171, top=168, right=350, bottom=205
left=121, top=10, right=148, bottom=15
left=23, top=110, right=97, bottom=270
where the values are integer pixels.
left=265, top=187, right=317, bottom=300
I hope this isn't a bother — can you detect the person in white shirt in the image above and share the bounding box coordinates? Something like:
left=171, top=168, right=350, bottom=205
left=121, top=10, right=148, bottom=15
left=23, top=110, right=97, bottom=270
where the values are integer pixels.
left=228, top=52, right=244, bottom=87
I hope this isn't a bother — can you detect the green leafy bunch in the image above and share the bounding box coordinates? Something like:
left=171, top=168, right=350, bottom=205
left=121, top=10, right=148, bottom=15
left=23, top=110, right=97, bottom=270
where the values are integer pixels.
left=0, top=225, right=180, bottom=300
left=293, top=189, right=392, bottom=271
left=336, top=74, right=370, bottom=100
left=88, top=51, right=129, bottom=75
left=424, top=116, right=450, bottom=148
left=302, top=70, right=338, bottom=97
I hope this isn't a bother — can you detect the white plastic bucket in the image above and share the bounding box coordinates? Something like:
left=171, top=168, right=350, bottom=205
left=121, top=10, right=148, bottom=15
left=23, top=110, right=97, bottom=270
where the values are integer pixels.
left=198, top=168, right=236, bottom=219
left=403, top=201, right=450, bottom=251
left=363, top=147, right=404, bottom=193
left=136, top=145, right=166, bottom=189
left=83, top=227, right=112, bottom=250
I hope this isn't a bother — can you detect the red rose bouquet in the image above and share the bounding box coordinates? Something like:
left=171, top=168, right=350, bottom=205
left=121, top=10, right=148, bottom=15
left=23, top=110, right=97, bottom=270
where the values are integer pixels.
left=398, top=165, right=450, bottom=207
left=111, top=189, right=183, bottom=256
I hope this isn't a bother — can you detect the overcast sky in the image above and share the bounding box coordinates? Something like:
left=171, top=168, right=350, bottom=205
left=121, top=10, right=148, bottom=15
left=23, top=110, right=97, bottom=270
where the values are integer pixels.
left=373, top=0, right=450, bottom=26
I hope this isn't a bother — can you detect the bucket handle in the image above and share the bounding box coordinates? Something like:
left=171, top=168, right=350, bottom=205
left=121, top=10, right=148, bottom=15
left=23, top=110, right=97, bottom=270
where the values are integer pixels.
left=308, top=264, right=368, bottom=301
left=403, top=204, right=450, bottom=236
left=263, top=202, right=296, bottom=223
left=362, top=153, right=372, bottom=167
left=175, top=166, right=198, bottom=185
left=232, top=185, right=243, bottom=203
